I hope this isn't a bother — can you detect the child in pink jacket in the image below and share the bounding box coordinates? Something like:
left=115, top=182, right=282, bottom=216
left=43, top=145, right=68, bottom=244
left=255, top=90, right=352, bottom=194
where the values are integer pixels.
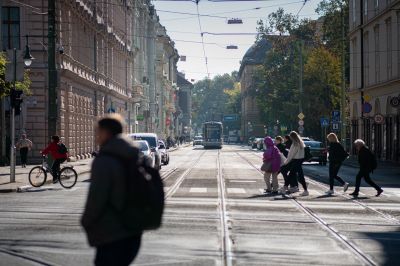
left=262, top=137, right=281, bottom=193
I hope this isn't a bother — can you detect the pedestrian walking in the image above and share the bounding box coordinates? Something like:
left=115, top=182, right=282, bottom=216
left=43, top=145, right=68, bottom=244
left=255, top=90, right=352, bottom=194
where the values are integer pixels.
left=261, top=137, right=281, bottom=193
left=16, top=134, right=33, bottom=167
left=81, top=114, right=143, bottom=266
left=349, top=139, right=383, bottom=197
left=325, top=133, right=349, bottom=195
left=280, top=131, right=308, bottom=196
left=284, top=135, right=292, bottom=150
left=275, top=136, right=288, bottom=157
left=41, top=136, right=68, bottom=183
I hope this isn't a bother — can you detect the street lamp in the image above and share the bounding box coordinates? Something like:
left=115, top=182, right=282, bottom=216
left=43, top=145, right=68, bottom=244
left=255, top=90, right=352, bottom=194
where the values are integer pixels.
left=23, top=35, right=34, bottom=67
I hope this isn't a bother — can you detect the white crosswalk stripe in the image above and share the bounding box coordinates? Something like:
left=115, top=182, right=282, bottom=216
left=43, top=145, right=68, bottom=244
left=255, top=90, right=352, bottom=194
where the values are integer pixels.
left=189, top=187, right=208, bottom=193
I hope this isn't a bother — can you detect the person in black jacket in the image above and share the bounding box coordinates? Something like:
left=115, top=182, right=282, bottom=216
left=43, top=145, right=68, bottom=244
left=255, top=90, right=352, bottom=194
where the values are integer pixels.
left=275, top=136, right=288, bottom=157
left=284, top=135, right=292, bottom=150
left=326, top=133, right=349, bottom=195
left=82, top=114, right=142, bottom=266
left=349, top=139, right=383, bottom=197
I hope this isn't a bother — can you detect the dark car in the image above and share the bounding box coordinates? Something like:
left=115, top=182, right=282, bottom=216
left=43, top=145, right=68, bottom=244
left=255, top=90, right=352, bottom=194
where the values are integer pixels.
left=303, top=140, right=327, bottom=165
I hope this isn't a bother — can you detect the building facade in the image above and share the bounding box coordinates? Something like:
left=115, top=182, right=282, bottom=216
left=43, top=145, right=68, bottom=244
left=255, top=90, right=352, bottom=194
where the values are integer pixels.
left=0, top=0, right=179, bottom=163
left=349, top=0, right=400, bottom=162
left=239, top=39, right=270, bottom=142
left=177, top=72, right=193, bottom=140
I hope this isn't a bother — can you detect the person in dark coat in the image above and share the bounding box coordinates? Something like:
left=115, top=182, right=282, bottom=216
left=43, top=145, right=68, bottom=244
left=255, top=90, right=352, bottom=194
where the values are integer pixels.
left=349, top=139, right=383, bottom=197
left=81, top=114, right=142, bottom=266
left=275, top=136, right=288, bottom=157
left=325, top=133, right=349, bottom=195
left=284, top=135, right=292, bottom=150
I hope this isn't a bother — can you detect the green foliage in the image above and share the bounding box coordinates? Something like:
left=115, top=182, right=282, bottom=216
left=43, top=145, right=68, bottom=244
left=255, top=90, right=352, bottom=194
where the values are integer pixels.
left=0, top=52, right=32, bottom=98
left=253, top=8, right=344, bottom=139
left=192, top=73, right=237, bottom=126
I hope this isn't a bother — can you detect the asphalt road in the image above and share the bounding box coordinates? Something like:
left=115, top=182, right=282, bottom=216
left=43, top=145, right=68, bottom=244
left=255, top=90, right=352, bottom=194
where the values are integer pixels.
left=0, top=145, right=399, bottom=265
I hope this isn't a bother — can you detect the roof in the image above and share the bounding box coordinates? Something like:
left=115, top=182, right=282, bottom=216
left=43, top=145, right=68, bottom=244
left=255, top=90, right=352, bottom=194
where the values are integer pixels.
left=238, top=38, right=271, bottom=78
left=177, top=73, right=193, bottom=87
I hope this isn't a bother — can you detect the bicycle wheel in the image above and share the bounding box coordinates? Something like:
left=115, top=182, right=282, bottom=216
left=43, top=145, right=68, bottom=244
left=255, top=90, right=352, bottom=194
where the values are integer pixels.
left=59, top=167, right=78, bottom=189
left=28, top=166, right=47, bottom=187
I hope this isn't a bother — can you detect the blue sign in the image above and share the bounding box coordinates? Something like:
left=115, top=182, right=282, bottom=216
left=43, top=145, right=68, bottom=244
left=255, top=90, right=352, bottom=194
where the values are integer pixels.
left=320, top=118, right=329, bottom=127
left=223, top=115, right=238, bottom=122
left=332, top=122, right=340, bottom=131
left=107, top=107, right=116, bottom=113
left=332, top=110, right=340, bottom=121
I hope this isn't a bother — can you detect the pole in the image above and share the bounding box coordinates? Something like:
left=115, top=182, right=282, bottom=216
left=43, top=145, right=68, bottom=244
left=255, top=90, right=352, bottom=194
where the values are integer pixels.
left=299, top=40, right=304, bottom=114
left=48, top=0, right=57, bottom=139
left=10, top=48, right=17, bottom=183
left=341, top=5, right=346, bottom=149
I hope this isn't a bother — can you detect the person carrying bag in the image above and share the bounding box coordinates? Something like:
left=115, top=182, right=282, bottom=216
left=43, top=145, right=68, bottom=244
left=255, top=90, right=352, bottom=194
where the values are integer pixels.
left=261, top=137, right=281, bottom=194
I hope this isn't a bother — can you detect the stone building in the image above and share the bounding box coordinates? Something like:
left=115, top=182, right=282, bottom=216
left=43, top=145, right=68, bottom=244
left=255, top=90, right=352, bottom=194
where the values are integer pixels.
left=0, top=0, right=178, bottom=163
left=238, top=38, right=270, bottom=142
left=349, top=0, right=400, bottom=162
left=177, top=72, right=193, bottom=140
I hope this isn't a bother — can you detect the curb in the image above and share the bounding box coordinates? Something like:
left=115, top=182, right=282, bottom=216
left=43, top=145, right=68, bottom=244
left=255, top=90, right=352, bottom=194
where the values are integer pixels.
left=0, top=169, right=91, bottom=193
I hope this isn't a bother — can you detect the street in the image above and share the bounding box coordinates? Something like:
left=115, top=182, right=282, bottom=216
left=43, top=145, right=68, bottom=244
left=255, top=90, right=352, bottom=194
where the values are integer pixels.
left=0, top=145, right=399, bottom=265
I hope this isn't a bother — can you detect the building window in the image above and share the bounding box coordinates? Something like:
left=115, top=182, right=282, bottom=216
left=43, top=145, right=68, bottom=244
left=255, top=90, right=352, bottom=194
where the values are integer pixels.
left=374, top=25, right=380, bottom=83
left=375, top=0, right=379, bottom=13
left=364, top=0, right=368, bottom=17
left=353, top=0, right=357, bottom=23
left=1, top=7, right=20, bottom=50
left=352, top=37, right=357, bottom=88
left=386, top=18, right=392, bottom=80
left=364, top=32, right=369, bottom=85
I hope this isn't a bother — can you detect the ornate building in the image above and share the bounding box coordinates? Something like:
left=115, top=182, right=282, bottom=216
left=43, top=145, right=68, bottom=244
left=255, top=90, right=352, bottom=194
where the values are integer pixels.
left=349, top=0, right=400, bottom=162
left=0, top=0, right=179, bottom=162
left=238, top=39, right=270, bottom=142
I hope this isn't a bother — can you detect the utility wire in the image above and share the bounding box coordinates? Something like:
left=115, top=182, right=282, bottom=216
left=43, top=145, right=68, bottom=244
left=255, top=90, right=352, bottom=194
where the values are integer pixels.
left=195, top=1, right=210, bottom=78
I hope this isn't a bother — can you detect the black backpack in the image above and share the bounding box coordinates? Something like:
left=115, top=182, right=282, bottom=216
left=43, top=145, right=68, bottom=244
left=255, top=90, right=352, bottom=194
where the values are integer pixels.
left=58, top=143, right=68, bottom=154
left=369, top=150, right=378, bottom=173
left=117, top=155, right=165, bottom=231
left=304, top=146, right=313, bottom=161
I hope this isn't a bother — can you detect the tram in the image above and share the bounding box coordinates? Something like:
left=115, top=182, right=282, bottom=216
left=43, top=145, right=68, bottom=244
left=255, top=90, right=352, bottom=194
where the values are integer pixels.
left=202, top=121, right=223, bottom=149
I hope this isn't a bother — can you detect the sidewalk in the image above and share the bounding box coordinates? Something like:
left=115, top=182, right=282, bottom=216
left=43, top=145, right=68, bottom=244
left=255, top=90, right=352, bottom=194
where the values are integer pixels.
left=0, top=159, right=93, bottom=193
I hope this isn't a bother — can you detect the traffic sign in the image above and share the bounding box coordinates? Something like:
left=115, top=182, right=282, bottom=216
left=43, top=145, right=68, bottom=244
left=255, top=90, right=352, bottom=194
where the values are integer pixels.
left=320, top=118, right=329, bottom=127
left=298, top=113, right=305, bottom=120
left=363, top=102, right=372, bottom=113
left=374, top=114, right=385, bottom=124
left=107, top=107, right=115, bottom=113
left=298, top=120, right=304, bottom=126
left=390, top=96, right=400, bottom=108
left=223, top=114, right=238, bottom=122
left=332, top=110, right=340, bottom=121
left=332, top=122, right=340, bottom=131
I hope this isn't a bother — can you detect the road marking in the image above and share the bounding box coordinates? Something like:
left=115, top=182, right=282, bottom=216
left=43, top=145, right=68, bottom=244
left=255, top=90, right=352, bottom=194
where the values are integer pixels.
left=229, top=180, right=257, bottom=183
left=227, top=188, right=246, bottom=194
left=189, top=187, right=207, bottom=193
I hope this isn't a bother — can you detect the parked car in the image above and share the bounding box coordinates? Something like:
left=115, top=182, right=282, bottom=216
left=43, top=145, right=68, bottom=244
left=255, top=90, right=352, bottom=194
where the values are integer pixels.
left=193, top=135, right=203, bottom=146
left=132, top=140, right=155, bottom=168
left=158, top=140, right=170, bottom=165
left=252, top=137, right=264, bottom=149
left=129, top=133, right=162, bottom=169
left=248, top=137, right=255, bottom=146
left=303, top=140, right=327, bottom=165
left=256, top=138, right=265, bottom=150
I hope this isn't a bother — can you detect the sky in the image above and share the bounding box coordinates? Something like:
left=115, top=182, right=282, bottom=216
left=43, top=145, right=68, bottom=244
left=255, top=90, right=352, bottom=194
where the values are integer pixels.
left=152, top=0, right=323, bottom=83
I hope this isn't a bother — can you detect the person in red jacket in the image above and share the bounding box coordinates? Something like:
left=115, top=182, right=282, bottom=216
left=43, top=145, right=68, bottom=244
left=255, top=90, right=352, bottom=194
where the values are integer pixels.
left=41, top=136, right=68, bottom=183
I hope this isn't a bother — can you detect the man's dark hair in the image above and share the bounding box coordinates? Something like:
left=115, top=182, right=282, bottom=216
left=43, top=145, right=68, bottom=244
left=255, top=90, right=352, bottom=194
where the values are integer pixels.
left=98, top=114, right=124, bottom=136
left=52, top=135, right=60, bottom=142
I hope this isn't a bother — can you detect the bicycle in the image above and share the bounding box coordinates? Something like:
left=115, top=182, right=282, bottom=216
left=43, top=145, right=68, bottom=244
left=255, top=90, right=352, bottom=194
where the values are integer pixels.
left=28, top=156, right=78, bottom=189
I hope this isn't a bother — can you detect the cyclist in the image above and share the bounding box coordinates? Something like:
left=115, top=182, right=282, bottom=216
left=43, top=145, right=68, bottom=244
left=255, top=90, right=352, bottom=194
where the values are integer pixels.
left=41, top=135, right=68, bottom=183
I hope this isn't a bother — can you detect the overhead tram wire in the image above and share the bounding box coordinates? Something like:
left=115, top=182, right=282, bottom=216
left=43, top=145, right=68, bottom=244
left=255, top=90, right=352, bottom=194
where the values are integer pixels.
left=195, top=0, right=210, bottom=78
left=296, top=0, right=308, bottom=16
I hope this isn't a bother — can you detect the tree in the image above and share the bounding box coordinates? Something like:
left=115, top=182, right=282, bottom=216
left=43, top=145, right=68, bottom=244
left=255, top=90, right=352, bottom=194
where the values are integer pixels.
left=0, top=52, right=32, bottom=98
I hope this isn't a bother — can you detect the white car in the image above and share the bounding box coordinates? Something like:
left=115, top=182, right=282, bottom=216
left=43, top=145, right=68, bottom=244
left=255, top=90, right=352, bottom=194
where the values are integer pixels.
left=132, top=140, right=155, bottom=168
left=158, top=140, right=170, bottom=165
left=129, top=133, right=162, bottom=169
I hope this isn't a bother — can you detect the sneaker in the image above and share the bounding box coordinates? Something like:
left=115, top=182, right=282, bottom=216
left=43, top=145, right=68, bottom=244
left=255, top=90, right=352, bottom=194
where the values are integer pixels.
left=325, top=190, right=334, bottom=195
left=264, top=189, right=272, bottom=194
left=349, top=191, right=359, bottom=197
left=289, top=186, right=299, bottom=193
left=343, top=183, right=349, bottom=192
left=300, top=190, right=309, bottom=196
left=376, top=189, right=383, bottom=197
left=280, top=186, right=288, bottom=194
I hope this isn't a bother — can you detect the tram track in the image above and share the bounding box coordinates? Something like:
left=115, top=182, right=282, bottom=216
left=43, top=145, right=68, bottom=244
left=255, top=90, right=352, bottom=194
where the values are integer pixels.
left=248, top=151, right=400, bottom=225
left=217, top=150, right=233, bottom=266
left=236, top=151, right=377, bottom=266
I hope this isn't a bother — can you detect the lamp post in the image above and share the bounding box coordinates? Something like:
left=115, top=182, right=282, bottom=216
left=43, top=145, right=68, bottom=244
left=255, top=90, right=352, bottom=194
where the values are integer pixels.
left=10, top=42, right=34, bottom=183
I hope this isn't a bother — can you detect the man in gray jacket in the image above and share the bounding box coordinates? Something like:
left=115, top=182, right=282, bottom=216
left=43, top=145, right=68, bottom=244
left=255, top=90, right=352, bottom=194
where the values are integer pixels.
left=81, top=114, right=142, bottom=266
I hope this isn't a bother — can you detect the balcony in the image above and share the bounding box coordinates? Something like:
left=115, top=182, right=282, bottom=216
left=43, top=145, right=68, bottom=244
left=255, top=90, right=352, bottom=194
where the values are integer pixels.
left=132, top=84, right=144, bottom=99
